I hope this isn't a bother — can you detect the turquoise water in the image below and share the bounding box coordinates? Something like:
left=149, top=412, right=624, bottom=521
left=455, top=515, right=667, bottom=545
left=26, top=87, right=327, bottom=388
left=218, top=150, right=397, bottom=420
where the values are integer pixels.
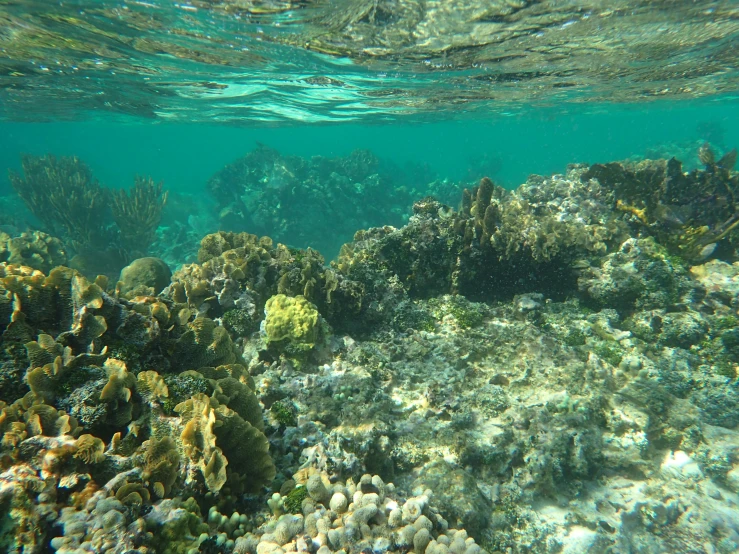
left=2, top=97, right=738, bottom=197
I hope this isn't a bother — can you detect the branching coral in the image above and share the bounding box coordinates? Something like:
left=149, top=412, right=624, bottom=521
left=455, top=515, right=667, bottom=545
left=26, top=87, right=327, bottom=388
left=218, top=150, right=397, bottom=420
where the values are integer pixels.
left=8, top=154, right=170, bottom=277
left=8, top=154, right=108, bottom=253
left=336, top=167, right=626, bottom=307
left=110, top=176, right=168, bottom=259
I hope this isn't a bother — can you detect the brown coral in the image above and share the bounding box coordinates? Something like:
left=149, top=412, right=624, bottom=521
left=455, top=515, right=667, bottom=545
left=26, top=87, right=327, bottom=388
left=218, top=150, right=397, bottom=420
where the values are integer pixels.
left=142, top=436, right=180, bottom=497
left=8, top=154, right=107, bottom=253
left=0, top=230, right=67, bottom=273
left=582, top=144, right=739, bottom=261
left=175, top=391, right=274, bottom=494
left=171, top=317, right=238, bottom=371
left=74, top=434, right=105, bottom=464
left=176, top=393, right=228, bottom=493
left=110, top=176, right=168, bottom=259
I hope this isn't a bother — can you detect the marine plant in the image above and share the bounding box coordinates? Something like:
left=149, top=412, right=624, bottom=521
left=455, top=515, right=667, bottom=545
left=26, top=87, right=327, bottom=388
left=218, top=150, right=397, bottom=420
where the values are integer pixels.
left=110, top=176, right=168, bottom=259
left=8, top=154, right=169, bottom=277
left=8, top=154, right=108, bottom=253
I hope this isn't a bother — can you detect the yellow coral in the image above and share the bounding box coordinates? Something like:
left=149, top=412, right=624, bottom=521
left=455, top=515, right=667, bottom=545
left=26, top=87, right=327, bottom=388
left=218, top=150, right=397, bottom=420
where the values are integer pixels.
left=616, top=199, right=649, bottom=224
left=100, top=358, right=135, bottom=403
left=176, top=393, right=228, bottom=493
left=142, top=436, right=180, bottom=497
left=264, top=294, right=319, bottom=345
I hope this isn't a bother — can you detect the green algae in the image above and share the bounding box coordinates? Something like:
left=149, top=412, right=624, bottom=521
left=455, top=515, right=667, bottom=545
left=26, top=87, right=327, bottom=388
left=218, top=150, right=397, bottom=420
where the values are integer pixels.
left=270, top=400, right=297, bottom=428
left=283, top=485, right=308, bottom=514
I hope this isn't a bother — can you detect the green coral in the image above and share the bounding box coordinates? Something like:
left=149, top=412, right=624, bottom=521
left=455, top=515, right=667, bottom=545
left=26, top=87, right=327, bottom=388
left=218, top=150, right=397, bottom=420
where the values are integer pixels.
left=162, top=373, right=211, bottom=415
left=429, top=295, right=487, bottom=328
left=171, top=317, right=239, bottom=371
left=146, top=497, right=207, bottom=554
left=222, top=308, right=258, bottom=337
left=591, top=341, right=624, bottom=367
left=391, top=301, right=436, bottom=333
left=264, top=294, right=320, bottom=347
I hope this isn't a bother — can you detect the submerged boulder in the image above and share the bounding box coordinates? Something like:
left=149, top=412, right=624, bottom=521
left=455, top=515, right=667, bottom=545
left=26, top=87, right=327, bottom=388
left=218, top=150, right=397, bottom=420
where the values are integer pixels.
left=118, top=257, right=172, bottom=297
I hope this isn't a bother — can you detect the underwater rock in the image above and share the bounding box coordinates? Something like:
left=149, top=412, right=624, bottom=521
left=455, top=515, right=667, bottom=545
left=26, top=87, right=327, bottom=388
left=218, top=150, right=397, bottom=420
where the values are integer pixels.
left=578, top=237, right=697, bottom=312
left=117, top=256, right=172, bottom=297
left=411, top=460, right=491, bottom=539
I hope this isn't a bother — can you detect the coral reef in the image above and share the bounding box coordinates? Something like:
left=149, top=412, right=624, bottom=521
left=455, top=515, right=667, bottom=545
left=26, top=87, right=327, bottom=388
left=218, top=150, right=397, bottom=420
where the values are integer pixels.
left=242, top=470, right=485, bottom=554
left=110, top=176, right=168, bottom=260
left=3, top=146, right=739, bottom=554
left=167, top=231, right=363, bottom=334
left=0, top=230, right=67, bottom=273
left=8, top=154, right=168, bottom=278
left=207, top=145, right=460, bottom=257
left=582, top=143, right=739, bottom=262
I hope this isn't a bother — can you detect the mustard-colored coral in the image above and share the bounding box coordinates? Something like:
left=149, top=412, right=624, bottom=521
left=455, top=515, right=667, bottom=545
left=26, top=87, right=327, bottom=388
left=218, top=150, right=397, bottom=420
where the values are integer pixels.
left=264, top=294, right=320, bottom=346
left=74, top=434, right=105, bottom=464
left=142, top=436, right=180, bottom=497
left=172, top=317, right=238, bottom=371
left=137, top=370, right=169, bottom=402
left=0, top=230, right=67, bottom=273
left=175, top=390, right=274, bottom=494
left=176, top=393, right=228, bottom=493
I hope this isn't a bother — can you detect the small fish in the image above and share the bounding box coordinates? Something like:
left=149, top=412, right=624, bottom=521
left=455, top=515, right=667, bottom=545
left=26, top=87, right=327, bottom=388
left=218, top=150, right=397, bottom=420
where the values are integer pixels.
left=653, top=204, right=685, bottom=228
left=695, top=242, right=717, bottom=262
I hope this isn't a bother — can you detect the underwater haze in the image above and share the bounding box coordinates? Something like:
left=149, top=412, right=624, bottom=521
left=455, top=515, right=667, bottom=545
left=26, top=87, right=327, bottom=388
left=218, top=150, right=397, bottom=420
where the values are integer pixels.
left=2, top=2, right=739, bottom=554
